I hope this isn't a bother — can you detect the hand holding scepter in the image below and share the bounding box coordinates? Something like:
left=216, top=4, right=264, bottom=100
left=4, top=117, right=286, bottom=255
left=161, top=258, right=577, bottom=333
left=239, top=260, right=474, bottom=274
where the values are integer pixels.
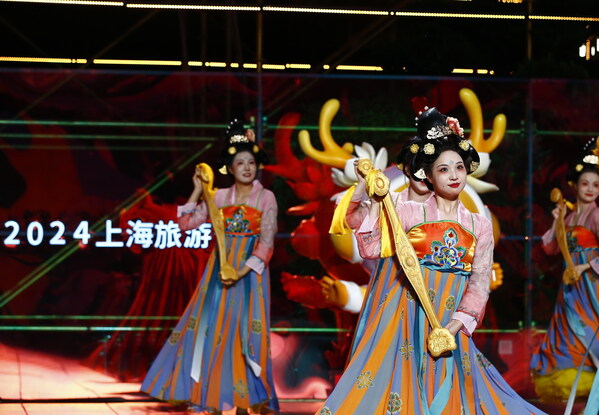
left=550, top=188, right=579, bottom=284
left=356, top=158, right=457, bottom=357
left=197, top=163, right=238, bottom=285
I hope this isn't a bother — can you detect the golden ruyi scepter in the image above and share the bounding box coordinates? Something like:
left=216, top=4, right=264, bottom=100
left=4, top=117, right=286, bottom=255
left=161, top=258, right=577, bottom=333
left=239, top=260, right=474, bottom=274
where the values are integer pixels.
left=550, top=188, right=579, bottom=285
left=356, top=159, right=457, bottom=357
left=197, top=163, right=238, bottom=285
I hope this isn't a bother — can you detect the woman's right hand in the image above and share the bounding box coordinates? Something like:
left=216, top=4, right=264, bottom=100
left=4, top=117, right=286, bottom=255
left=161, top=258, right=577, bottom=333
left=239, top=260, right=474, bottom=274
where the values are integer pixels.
left=353, top=159, right=367, bottom=186
left=192, top=165, right=203, bottom=194
left=551, top=205, right=565, bottom=220
left=185, top=165, right=204, bottom=204
left=353, top=159, right=368, bottom=199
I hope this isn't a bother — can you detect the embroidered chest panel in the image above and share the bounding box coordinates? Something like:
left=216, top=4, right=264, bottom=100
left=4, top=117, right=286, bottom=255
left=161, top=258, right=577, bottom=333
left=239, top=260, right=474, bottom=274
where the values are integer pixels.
left=567, top=225, right=599, bottom=251
left=222, top=205, right=261, bottom=235
left=407, top=221, right=476, bottom=272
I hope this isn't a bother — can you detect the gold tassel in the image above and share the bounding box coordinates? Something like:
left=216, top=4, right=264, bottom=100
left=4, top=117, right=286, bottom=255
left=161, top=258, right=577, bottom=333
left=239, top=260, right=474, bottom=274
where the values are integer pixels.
left=329, top=185, right=356, bottom=235
left=364, top=169, right=393, bottom=257
left=365, top=170, right=378, bottom=198
left=379, top=202, right=393, bottom=258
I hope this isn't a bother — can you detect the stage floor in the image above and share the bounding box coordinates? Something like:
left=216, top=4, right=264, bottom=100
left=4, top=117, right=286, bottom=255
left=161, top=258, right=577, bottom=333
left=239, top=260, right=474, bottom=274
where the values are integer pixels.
left=0, top=343, right=321, bottom=414
left=0, top=343, right=584, bottom=415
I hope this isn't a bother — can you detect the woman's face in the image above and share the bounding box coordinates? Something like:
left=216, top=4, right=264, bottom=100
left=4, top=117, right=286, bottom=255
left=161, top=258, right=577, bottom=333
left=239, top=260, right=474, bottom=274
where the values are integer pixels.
left=426, top=150, right=467, bottom=199
left=575, top=171, right=599, bottom=204
left=228, top=151, right=257, bottom=184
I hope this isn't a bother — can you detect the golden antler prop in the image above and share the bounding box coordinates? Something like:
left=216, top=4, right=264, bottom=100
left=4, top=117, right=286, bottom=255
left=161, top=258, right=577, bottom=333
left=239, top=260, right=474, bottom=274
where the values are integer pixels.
left=198, top=163, right=238, bottom=285
left=550, top=188, right=579, bottom=285
left=298, top=98, right=355, bottom=169
left=459, top=88, right=506, bottom=154
left=356, top=158, right=457, bottom=357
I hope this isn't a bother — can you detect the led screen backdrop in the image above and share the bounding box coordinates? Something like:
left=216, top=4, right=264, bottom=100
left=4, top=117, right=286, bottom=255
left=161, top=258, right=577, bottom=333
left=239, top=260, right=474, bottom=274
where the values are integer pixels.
left=1, top=69, right=599, bottom=391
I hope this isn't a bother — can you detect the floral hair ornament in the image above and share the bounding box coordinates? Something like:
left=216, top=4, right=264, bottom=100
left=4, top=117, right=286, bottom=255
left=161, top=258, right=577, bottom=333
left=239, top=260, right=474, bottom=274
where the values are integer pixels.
left=416, top=107, right=458, bottom=141
left=426, top=125, right=453, bottom=140
left=423, top=143, right=436, bottom=155
left=410, top=143, right=419, bottom=154
left=459, top=140, right=471, bottom=151
left=226, top=118, right=256, bottom=144
left=583, top=154, right=599, bottom=166
left=446, top=117, right=464, bottom=137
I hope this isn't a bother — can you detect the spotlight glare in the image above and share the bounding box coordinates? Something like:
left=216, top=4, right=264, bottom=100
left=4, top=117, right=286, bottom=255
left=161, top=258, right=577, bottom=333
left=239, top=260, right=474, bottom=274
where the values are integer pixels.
left=262, top=63, right=286, bottom=70
left=127, top=3, right=259, bottom=10
left=204, top=62, right=226, bottom=67
left=336, top=64, right=383, bottom=71
left=393, top=11, right=524, bottom=19
left=0, top=0, right=122, bottom=4
left=93, top=59, right=182, bottom=66
left=0, top=56, right=88, bottom=64
left=452, top=68, right=475, bottom=74
left=263, top=6, right=389, bottom=16
left=285, top=63, right=311, bottom=69
left=530, top=15, right=599, bottom=22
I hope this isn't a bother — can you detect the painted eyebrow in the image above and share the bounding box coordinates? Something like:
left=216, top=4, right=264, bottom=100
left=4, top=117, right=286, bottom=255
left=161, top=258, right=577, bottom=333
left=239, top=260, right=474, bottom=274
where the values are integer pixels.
left=435, top=161, right=464, bottom=168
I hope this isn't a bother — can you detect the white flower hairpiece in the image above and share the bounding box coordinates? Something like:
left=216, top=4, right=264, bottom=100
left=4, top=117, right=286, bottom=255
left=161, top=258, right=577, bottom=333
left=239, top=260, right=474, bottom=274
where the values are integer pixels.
left=583, top=154, right=599, bottom=166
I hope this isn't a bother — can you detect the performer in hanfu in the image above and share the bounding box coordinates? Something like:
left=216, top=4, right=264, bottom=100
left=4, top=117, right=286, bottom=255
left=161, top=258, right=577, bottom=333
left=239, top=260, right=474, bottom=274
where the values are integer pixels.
left=531, top=138, right=599, bottom=404
left=142, top=120, right=279, bottom=414
left=321, top=136, right=430, bottom=314
left=318, top=108, right=545, bottom=414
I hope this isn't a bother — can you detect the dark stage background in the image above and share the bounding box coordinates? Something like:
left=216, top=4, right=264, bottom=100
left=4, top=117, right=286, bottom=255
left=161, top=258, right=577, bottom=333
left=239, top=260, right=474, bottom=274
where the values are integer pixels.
left=1, top=68, right=598, bottom=397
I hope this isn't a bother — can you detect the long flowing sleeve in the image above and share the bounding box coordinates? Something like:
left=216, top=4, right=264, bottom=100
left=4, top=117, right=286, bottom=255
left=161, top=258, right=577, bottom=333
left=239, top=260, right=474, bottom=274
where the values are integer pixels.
left=345, top=187, right=370, bottom=230
left=541, top=224, right=559, bottom=255
left=453, top=215, right=493, bottom=335
left=587, top=208, right=599, bottom=275
left=177, top=201, right=209, bottom=231
left=349, top=192, right=406, bottom=259
left=245, top=189, right=278, bottom=274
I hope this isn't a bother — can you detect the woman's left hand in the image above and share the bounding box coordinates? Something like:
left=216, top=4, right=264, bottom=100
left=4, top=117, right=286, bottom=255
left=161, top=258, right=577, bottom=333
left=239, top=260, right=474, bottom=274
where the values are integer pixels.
left=236, top=265, right=251, bottom=279
left=444, top=319, right=463, bottom=336
left=574, top=263, right=591, bottom=277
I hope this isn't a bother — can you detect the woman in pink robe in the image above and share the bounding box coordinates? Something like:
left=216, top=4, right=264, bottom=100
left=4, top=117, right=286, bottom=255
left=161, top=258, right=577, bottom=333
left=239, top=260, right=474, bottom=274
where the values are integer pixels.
left=142, top=120, right=279, bottom=414
left=317, top=108, right=544, bottom=415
